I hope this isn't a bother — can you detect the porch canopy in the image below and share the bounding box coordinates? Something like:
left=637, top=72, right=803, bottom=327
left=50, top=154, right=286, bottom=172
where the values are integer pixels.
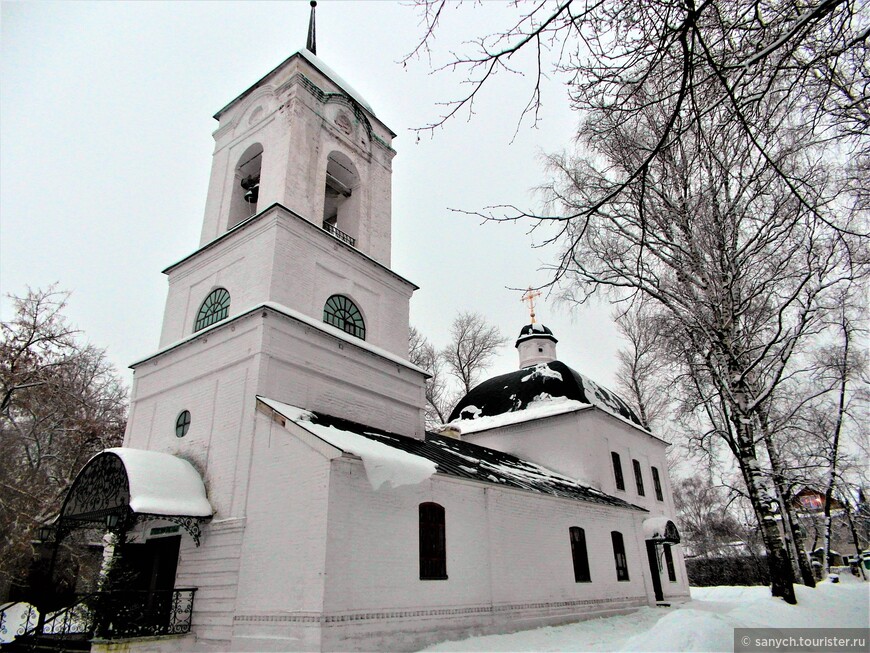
left=642, top=516, right=681, bottom=544
left=58, top=448, right=213, bottom=544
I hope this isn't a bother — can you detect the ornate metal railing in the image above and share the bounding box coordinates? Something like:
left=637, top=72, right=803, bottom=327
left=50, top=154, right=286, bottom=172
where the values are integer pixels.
left=97, top=588, right=196, bottom=639
left=4, top=588, right=196, bottom=645
left=0, top=601, right=39, bottom=643
left=322, top=221, right=355, bottom=247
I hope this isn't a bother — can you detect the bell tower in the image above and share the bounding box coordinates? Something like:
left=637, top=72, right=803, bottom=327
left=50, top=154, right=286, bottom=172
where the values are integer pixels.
left=124, top=6, right=427, bottom=522
left=198, top=26, right=395, bottom=266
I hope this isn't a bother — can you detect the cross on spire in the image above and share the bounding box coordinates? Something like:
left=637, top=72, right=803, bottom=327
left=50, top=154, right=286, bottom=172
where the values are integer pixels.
left=521, top=287, right=542, bottom=324
left=307, top=1, right=317, bottom=55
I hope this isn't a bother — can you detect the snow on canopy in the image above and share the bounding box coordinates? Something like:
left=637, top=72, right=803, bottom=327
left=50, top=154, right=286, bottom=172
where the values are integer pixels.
left=259, top=397, right=437, bottom=491
left=106, top=448, right=213, bottom=517
left=63, top=448, right=213, bottom=518
left=448, top=360, right=648, bottom=431
left=643, top=516, right=681, bottom=543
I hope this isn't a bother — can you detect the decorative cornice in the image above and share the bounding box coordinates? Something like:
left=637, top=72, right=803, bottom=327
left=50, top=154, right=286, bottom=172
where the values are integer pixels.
left=234, top=595, right=648, bottom=625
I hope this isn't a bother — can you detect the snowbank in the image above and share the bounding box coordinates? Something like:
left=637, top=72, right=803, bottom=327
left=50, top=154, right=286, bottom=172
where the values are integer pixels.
left=419, top=580, right=869, bottom=652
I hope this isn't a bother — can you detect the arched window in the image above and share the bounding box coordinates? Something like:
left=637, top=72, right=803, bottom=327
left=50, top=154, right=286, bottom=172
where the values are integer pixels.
left=419, top=502, right=447, bottom=580
left=633, top=459, right=645, bottom=496
left=569, top=527, right=591, bottom=583
left=228, top=143, right=263, bottom=229
left=323, top=295, right=365, bottom=340
left=195, top=288, right=230, bottom=332
left=651, top=466, right=664, bottom=501
left=611, top=531, right=630, bottom=581
left=611, top=452, right=625, bottom=491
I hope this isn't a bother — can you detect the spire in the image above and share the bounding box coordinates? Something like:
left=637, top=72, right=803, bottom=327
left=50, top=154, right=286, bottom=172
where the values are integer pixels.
left=307, top=1, right=317, bottom=55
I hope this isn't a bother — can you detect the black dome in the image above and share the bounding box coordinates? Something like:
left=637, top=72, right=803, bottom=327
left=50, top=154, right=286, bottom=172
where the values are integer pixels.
left=448, top=360, right=645, bottom=429
left=515, top=323, right=558, bottom=347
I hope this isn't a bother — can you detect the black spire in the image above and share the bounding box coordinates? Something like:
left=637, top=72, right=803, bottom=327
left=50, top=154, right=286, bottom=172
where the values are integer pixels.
left=307, top=1, right=317, bottom=55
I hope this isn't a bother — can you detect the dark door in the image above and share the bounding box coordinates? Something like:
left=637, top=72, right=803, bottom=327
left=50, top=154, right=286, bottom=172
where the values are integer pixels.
left=645, top=540, right=664, bottom=602
left=114, top=536, right=181, bottom=635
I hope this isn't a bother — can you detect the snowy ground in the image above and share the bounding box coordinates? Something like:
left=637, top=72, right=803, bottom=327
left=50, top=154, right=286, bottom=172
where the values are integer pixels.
left=420, top=576, right=869, bottom=652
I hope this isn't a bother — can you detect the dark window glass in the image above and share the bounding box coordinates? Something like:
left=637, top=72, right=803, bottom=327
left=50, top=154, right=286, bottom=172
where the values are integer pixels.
left=323, top=294, right=366, bottom=340
left=664, top=545, right=677, bottom=582
left=569, top=527, right=591, bottom=583
left=175, top=410, right=191, bottom=438
left=611, top=531, right=629, bottom=581
left=419, top=502, right=447, bottom=580
left=194, top=288, right=230, bottom=332
left=611, top=452, right=625, bottom=491
left=633, top=459, right=645, bottom=496
left=652, top=466, right=664, bottom=501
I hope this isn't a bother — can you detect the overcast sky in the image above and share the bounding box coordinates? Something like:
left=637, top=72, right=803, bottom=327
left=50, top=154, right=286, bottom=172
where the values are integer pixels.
left=1, top=1, right=625, bottom=393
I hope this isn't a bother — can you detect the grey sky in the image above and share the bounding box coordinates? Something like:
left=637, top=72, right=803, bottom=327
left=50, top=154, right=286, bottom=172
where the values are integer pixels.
left=1, top=1, right=623, bottom=391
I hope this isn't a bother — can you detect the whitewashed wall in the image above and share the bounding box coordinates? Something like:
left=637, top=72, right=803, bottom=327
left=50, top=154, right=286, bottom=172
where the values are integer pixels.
left=160, top=205, right=415, bottom=358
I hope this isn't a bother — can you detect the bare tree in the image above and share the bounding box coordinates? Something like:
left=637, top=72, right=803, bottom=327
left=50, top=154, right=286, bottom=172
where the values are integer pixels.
left=410, top=313, right=507, bottom=425
left=407, top=0, right=868, bottom=215
left=409, top=326, right=456, bottom=426
left=613, top=302, right=672, bottom=431
left=441, top=312, right=508, bottom=394
left=0, top=287, right=127, bottom=599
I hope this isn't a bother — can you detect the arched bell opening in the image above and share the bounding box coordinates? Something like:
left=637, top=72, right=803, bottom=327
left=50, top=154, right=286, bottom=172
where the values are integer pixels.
left=228, top=143, right=264, bottom=229
left=322, top=151, right=360, bottom=246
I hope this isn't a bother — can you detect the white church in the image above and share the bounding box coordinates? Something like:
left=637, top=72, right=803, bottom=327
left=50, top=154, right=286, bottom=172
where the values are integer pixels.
left=21, top=5, right=689, bottom=652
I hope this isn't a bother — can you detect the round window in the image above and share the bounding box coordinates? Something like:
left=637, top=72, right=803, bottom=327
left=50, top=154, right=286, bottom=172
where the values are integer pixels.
left=175, top=410, right=191, bottom=438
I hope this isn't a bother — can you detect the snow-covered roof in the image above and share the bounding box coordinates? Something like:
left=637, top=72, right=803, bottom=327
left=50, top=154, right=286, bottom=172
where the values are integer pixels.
left=214, top=49, right=380, bottom=123
left=258, top=397, right=436, bottom=491
left=515, top=322, right=558, bottom=346
left=259, top=396, right=644, bottom=511
left=448, top=396, right=593, bottom=436
left=448, top=361, right=651, bottom=434
left=297, top=48, right=376, bottom=116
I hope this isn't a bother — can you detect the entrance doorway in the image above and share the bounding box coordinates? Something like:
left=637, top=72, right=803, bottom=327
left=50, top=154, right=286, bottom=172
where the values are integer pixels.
left=111, top=536, right=181, bottom=635
left=645, top=540, right=664, bottom=602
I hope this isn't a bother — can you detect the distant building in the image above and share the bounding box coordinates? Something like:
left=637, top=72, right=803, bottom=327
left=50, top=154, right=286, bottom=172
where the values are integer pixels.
left=11, top=7, right=690, bottom=653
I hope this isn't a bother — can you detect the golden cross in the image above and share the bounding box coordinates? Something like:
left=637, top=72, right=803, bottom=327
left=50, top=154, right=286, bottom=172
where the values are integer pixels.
left=521, top=287, right=542, bottom=323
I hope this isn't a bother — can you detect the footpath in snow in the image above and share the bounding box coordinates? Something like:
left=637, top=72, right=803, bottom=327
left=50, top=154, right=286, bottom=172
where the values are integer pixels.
left=420, top=576, right=869, bottom=652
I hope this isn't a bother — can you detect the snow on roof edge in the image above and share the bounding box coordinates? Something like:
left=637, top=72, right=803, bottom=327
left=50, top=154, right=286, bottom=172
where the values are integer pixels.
left=448, top=399, right=593, bottom=435
left=259, top=396, right=436, bottom=491
left=130, top=301, right=428, bottom=377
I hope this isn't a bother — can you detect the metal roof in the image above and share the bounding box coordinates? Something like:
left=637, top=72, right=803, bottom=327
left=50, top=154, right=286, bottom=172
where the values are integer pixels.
left=274, top=406, right=645, bottom=512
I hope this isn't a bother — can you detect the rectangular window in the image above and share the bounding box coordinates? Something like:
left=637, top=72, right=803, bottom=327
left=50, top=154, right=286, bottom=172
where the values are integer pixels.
left=633, top=459, right=645, bottom=496
left=611, top=452, right=625, bottom=491
left=419, top=502, right=447, bottom=580
left=664, top=545, right=677, bottom=582
left=652, top=466, right=664, bottom=501
left=611, top=531, right=630, bottom=581
left=569, top=527, right=591, bottom=583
